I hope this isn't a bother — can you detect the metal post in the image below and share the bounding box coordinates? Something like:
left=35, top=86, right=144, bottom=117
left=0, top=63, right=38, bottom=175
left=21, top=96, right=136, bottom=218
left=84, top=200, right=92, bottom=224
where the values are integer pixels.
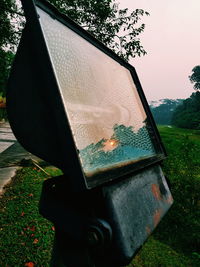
left=39, top=175, right=113, bottom=267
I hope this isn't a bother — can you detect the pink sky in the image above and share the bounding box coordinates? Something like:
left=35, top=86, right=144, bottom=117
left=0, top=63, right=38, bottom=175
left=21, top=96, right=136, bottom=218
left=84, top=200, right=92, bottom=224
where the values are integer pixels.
left=119, top=0, right=200, bottom=101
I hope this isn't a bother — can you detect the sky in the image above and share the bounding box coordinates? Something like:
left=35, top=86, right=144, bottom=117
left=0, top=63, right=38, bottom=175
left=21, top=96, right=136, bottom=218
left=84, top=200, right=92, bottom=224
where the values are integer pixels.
left=119, top=0, right=200, bottom=101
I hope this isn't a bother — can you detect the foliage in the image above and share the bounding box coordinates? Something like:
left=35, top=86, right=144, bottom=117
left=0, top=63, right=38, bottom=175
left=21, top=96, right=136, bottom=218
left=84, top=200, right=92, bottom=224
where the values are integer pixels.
left=0, top=127, right=200, bottom=266
left=150, top=99, right=183, bottom=125
left=156, top=126, right=200, bottom=257
left=0, top=0, right=149, bottom=102
left=189, top=65, right=200, bottom=90
left=0, top=50, right=15, bottom=96
left=0, top=0, right=22, bottom=50
left=1, top=0, right=149, bottom=61
left=172, top=91, right=200, bottom=129
left=171, top=65, right=200, bottom=130
left=48, top=0, right=149, bottom=61
left=0, top=166, right=62, bottom=266
left=0, top=0, right=23, bottom=96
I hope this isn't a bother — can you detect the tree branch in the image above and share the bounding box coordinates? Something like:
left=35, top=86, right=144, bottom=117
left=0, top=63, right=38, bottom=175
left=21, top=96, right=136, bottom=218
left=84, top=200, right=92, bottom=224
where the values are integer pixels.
left=6, top=8, right=24, bottom=17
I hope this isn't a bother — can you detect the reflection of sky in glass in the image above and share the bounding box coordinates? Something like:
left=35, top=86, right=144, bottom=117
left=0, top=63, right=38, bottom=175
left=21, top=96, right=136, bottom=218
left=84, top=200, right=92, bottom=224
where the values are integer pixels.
left=38, top=8, right=156, bottom=176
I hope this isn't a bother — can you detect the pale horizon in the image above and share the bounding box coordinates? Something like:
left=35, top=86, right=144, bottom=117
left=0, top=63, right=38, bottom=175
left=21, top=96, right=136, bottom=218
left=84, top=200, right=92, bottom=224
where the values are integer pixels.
left=119, top=0, right=199, bottom=101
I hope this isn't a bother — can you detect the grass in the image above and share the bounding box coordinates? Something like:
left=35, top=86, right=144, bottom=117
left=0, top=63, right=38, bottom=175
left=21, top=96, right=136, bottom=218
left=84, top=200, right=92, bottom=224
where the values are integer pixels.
left=0, top=166, right=62, bottom=267
left=0, top=126, right=200, bottom=266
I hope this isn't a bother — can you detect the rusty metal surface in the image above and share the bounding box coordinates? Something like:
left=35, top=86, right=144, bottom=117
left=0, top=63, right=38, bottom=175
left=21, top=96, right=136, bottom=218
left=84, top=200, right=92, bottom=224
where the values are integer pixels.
left=102, top=164, right=173, bottom=265
left=39, top=164, right=172, bottom=266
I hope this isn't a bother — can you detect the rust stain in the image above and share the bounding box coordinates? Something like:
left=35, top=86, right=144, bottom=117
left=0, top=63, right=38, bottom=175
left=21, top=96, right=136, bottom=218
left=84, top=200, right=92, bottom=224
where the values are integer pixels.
left=151, top=184, right=162, bottom=201
left=153, top=209, right=162, bottom=227
left=146, top=225, right=151, bottom=235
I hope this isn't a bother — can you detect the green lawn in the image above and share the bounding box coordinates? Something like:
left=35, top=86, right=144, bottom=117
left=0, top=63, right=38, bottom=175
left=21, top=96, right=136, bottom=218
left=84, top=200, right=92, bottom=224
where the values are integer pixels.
left=0, top=126, right=200, bottom=266
left=0, top=166, right=62, bottom=267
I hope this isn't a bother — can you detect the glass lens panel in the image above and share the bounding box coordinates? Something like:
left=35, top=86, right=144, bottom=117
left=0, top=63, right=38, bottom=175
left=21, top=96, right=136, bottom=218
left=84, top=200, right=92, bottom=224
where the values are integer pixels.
left=38, top=8, right=156, bottom=178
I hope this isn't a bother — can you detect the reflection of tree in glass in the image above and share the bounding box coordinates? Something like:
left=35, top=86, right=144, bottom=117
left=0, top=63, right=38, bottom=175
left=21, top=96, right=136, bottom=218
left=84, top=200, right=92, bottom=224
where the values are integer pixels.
left=79, top=124, right=154, bottom=174
left=112, top=124, right=153, bottom=151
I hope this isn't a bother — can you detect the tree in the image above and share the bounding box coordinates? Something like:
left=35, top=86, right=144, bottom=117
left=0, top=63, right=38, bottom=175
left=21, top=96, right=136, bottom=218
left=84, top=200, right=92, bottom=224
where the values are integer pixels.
left=150, top=99, right=183, bottom=125
left=0, top=0, right=19, bottom=50
left=0, top=50, right=15, bottom=97
left=172, top=66, right=200, bottom=130
left=0, top=0, right=149, bottom=95
left=171, top=92, right=200, bottom=129
left=48, top=0, right=149, bottom=61
left=0, top=0, right=23, bottom=96
left=1, top=0, right=149, bottom=60
left=189, top=65, right=200, bottom=90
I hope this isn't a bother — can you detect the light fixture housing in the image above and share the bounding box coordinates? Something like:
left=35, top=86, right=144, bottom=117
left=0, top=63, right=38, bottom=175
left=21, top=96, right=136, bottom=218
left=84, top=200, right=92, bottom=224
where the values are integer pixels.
left=7, top=0, right=166, bottom=191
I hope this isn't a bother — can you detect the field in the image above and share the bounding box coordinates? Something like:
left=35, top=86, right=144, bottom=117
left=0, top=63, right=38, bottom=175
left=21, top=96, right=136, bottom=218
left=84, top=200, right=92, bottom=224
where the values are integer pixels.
left=0, top=126, right=200, bottom=266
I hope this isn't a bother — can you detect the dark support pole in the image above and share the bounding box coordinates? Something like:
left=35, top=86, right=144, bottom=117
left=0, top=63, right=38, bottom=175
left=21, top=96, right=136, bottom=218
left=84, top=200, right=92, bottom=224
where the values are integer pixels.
left=50, top=228, right=115, bottom=267
left=50, top=230, right=94, bottom=267
left=39, top=176, right=113, bottom=267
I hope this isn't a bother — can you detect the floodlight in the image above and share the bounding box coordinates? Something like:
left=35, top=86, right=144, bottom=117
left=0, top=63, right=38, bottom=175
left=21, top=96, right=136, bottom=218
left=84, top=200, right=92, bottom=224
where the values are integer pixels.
left=7, top=0, right=173, bottom=265
left=7, top=0, right=166, bottom=190
left=8, top=1, right=165, bottom=191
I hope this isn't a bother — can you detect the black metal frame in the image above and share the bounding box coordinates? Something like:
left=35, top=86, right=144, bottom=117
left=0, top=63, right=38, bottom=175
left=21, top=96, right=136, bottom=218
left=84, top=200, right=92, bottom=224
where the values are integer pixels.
left=16, top=0, right=166, bottom=190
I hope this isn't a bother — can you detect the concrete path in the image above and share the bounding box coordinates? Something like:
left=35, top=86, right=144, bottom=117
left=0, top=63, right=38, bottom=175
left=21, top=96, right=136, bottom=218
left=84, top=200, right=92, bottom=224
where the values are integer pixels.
left=0, top=122, right=39, bottom=195
left=0, top=122, right=16, bottom=153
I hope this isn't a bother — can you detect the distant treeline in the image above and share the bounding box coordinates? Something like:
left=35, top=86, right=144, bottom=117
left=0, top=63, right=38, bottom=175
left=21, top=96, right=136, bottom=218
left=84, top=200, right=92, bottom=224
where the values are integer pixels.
left=151, top=65, right=200, bottom=130
left=171, top=91, right=200, bottom=129
left=150, top=92, right=200, bottom=130
left=150, top=99, right=183, bottom=125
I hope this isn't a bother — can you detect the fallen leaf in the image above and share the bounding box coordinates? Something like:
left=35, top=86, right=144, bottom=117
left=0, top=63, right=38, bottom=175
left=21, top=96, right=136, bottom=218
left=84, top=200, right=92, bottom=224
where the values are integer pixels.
left=21, top=212, right=25, bottom=217
left=30, top=226, right=36, bottom=232
left=33, top=238, right=39, bottom=244
left=25, top=262, right=34, bottom=267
